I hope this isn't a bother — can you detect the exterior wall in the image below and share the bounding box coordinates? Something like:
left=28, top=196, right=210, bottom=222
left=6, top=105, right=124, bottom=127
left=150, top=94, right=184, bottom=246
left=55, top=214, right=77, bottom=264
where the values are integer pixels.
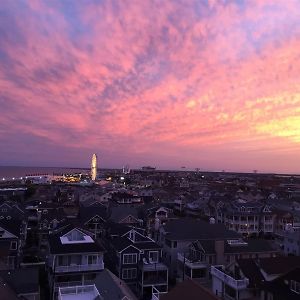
left=0, top=237, right=20, bottom=269
left=119, top=247, right=140, bottom=285
left=282, top=231, right=300, bottom=256
left=53, top=253, right=103, bottom=270
left=212, top=276, right=223, bottom=298
left=161, top=238, right=190, bottom=278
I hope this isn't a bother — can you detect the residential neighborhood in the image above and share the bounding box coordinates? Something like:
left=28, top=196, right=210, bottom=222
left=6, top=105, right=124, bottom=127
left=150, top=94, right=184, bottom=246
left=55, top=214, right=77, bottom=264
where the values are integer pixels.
left=0, top=168, right=300, bottom=300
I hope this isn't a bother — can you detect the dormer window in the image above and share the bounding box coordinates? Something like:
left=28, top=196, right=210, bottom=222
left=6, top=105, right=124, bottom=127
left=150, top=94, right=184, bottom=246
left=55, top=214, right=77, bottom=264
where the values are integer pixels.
left=60, top=228, right=93, bottom=244
left=290, top=280, right=300, bottom=294
left=2, top=209, right=7, bottom=212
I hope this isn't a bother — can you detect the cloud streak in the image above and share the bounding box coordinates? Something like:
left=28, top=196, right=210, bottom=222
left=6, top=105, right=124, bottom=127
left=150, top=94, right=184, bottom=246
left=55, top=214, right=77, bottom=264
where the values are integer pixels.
left=0, top=0, right=300, bottom=173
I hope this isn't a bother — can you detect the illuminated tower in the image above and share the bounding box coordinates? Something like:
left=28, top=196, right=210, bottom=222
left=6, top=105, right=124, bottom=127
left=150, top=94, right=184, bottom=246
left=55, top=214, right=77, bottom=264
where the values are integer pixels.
left=91, top=153, right=97, bottom=181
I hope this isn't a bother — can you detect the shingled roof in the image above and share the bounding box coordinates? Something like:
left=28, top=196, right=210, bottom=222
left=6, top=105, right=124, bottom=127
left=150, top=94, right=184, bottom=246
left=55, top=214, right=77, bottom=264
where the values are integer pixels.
left=161, top=279, right=219, bottom=300
left=162, top=218, right=240, bottom=241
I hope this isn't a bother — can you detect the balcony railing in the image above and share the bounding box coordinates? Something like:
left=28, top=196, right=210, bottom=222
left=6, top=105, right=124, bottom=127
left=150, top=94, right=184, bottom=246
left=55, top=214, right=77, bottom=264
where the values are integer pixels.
left=177, top=253, right=207, bottom=268
left=55, top=262, right=104, bottom=273
left=58, top=284, right=101, bottom=300
left=55, top=281, right=83, bottom=289
left=140, top=261, right=168, bottom=271
left=143, top=274, right=168, bottom=286
left=152, top=286, right=167, bottom=300
left=211, top=266, right=249, bottom=290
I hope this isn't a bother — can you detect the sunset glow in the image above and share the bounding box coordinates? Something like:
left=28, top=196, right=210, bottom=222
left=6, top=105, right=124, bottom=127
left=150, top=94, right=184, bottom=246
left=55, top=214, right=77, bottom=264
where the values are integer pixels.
left=0, top=0, right=300, bottom=173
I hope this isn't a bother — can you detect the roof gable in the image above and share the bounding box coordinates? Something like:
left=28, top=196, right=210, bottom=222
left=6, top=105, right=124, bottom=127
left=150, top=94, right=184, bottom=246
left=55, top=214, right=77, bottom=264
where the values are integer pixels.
left=86, top=214, right=106, bottom=224
left=119, top=215, right=140, bottom=224
left=0, top=226, right=18, bottom=239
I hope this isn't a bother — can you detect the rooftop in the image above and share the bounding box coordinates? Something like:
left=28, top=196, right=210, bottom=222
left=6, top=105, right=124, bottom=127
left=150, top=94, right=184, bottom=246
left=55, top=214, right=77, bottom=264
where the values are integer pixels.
left=161, top=279, right=219, bottom=300
left=162, top=218, right=240, bottom=241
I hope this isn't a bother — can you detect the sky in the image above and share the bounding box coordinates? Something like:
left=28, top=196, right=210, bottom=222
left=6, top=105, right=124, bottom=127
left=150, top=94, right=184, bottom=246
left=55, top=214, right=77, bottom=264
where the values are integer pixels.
left=0, top=0, right=300, bottom=173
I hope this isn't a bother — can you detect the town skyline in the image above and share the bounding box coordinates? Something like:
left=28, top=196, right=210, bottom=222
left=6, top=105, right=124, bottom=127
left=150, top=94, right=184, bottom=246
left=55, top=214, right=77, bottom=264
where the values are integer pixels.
left=1, top=0, right=300, bottom=174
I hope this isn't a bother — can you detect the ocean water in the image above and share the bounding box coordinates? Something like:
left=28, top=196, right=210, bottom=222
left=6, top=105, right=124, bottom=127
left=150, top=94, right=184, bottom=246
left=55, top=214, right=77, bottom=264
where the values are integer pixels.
left=0, top=166, right=89, bottom=179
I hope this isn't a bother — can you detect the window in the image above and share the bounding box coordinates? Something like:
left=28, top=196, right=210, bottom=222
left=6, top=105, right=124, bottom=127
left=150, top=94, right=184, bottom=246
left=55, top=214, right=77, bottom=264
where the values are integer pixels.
left=123, top=254, right=137, bottom=264
left=149, top=251, right=159, bottom=263
left=10, top=241, right=17, bottom=250
left=122, top=268, right=137, bottom=279
left=58, top=255, right=68, bottom=266
left=290, top=280, right=300, bottom=294
left=173, top=241, right=177, bottom=248
left=88, top=255, right=98, bottom=265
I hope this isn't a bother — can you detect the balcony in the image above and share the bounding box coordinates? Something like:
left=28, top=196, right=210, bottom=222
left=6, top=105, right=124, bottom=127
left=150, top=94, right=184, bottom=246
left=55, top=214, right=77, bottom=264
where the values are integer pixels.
left=140, top=260, right=168, bottom=272
left=58, top=284, right=102, bottom=300
left=211, top=266, right=249, bottom=290
left=55, top=262, right=104, bottom=273
left=177, top=253, right=207, bottom=269
left=143, top=271, right=168, bottom=286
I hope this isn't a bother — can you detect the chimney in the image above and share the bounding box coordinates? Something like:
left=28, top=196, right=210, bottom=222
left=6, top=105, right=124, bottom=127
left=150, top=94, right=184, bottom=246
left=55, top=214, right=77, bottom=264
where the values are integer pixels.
left=215, top=240, right=225, bottom=265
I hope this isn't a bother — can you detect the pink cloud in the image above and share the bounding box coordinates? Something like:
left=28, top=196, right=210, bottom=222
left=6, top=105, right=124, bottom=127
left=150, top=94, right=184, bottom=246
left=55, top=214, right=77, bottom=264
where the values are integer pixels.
left=0, top=0, right=300, bottom=172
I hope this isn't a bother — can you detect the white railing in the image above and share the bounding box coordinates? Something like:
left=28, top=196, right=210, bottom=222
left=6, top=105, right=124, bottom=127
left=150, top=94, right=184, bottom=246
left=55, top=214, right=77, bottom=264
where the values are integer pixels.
left=152, top=286, right=167, bottom=300
left=177, top=253, right=207, bottom=268
left=55, top=281, right=83, bottom=289
left=211, top=266, right=249, bottom=290
left=55, top=262, right=104, bottom=273
left=58, top=284, right=100, bottom=300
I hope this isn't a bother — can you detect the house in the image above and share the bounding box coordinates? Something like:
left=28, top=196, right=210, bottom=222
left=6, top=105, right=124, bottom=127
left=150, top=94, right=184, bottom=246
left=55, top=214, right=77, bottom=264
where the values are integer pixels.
left=79, top=205, right=108, bottom=239
left=109, top=206, right=143, bottom=227
left=79, top=191, right=110, bottom=207
left=144, top=206, right=177, bottom=232
left=0, top=216, right=27, bottom=270
left=211, top=256, right=300, bottom=300
left=37, top=207, right=67, bottom=248
left=108, top=228, right=168, bottom=298
left=178, top=238, right=277, bottom=283
left=47, top=225, right=105, bottom=299
left=158, top=218, right=240, bottom=277
left=262, top=267, right=300, bottom=300
left=215, top=200, right=276, bottom=236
